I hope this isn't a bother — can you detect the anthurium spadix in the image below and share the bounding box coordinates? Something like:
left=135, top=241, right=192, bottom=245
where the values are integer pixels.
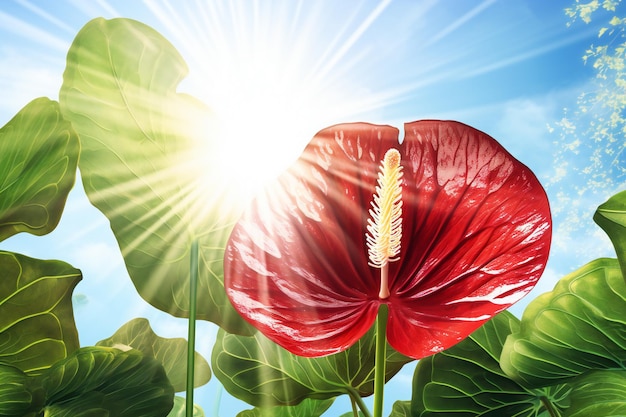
left=224, top=120, right=551, bottom=359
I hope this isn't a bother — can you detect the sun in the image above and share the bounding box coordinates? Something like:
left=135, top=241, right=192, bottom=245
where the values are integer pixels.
left=155, top=1, right=393, bottom=207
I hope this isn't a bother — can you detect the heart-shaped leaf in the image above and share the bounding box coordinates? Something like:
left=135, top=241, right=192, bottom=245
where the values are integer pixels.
left=96, top=317, right=211, bottom=392
left=0, top=364, right=44, bottom=417
left=236, top=399, right=334, bottom=417
left=338, top=411, right=365, bottom=417
left=59, top=17, right=252, bottom=334
left=594, top=190, right=626, bottom=280
left=564, top=370, right=626, bottom=416
left=390, top=401, right=411, bottom=417
left=42, top=346, right=174, bottom=417
left=212, top=325, right=413, bottom=407
left=0, top=97, right=79, bottom=241
left=166, top=396, right=205, bottom=417
left=411, top=311, right=571, bottom=416
left=0, top=251, right=81, bottom=374
left=500, top=258, right=626, bottom=387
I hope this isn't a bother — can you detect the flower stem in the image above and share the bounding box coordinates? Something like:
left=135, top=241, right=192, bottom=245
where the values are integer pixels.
left=186, top=240, right=199, bottom=417
left=373, top=303, right=388, bottom=417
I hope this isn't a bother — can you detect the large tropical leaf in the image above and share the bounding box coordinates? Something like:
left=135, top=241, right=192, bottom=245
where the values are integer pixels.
left=0, top=251, right=81, bottom=374
left=236, top=398, right=334, bottom=417
left=212, top=324, right=412, bottom=407
left=564, top=370, right=626, bottom=416
left=390, top=401, right=411, bottom=417
left=500, top=258, right=626, bottom=387
left=0, top=364, right=43, bottom=417
left=96, top=317, right=211, bottom=392
left=411, top=311, right=570, bottom=416
left=42, top=346, right=174, bottom=417
left=0, top=97, right=79, bottom=241
left=594, top=190, right=626, bottom=279
left=166, top=396, right=205, bottom=417
left=59, top=17, right=252, bottom=334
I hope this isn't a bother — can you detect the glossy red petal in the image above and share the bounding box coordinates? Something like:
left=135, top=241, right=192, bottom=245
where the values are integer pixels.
left=385, top=120, right=551, bottom=358
left=225, top=123, right=399, bottom=356
left=225, top=120, right=552, bottom=359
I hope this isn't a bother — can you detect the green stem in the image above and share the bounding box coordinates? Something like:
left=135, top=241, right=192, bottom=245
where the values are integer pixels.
left=350, top=395, right=358, bottom=417
left=346, top=386, right=372, bottom=417
left=373, top=304, right=389, bottom=417
left=541, top=396, right=560, bottom=417
left=186, top=240, right=199, bottom=417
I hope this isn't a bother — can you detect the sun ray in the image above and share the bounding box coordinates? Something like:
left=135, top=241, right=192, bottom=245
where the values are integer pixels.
left=0, top=10, right=67, bottom=51
left=424, top=0, right=497, bottom=47
left=134, top=1, right=405, bottom=206
left=14, top=0, right=76, bottom=34
left=314, top=0, right=392, bottom=81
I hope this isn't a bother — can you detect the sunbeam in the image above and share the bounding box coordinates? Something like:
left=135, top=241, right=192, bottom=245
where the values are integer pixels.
left=137, top=1, right=402, bottom=206
left=0, top=1, right=619, bottom=415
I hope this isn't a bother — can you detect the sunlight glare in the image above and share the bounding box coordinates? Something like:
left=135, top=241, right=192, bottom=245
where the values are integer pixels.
left=159, top=1, right=388, bottom=207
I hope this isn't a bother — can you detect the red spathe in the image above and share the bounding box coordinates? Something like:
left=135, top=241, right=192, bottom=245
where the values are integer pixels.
left=224, top=120, right=552, bottom=359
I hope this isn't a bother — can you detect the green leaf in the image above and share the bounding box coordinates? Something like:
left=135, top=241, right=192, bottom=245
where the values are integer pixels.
left=338, top=411, right=365, bottom=417
left=42, top=346, right=174, bottom=417
left=59, top=17, right=252, bottom=334
left=594, top=190, right=626, bottom=280
left=564, top=369, right=626, bottom=416
left=501, top=258, right=626, bottom=387
left=0, top=364, right=44, bottom=417
left=0, top=97, right=79, bottom=241
left=166, top=396, right=205, bottom=417
left=389, top=401, right=411, bottom=417
left=212, top=325, right=413, bottom=408
left=411, top=311, right=570, bottom=416
left=236, top=398, right=334, bottom=417
left=96, top=317, right=211, bottom=392
left=0, top=251, right=81, bottom=374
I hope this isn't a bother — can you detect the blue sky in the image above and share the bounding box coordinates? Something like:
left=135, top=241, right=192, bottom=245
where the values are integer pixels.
left=0, top=0, right=624, bottom=416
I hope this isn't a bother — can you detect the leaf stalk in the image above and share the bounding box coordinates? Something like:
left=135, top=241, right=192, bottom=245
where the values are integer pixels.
left=345, top=386, right=372, bottom=417
left=186, top=240, right=199, bottom=417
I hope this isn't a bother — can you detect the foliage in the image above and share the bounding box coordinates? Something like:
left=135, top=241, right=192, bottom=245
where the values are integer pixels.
left=0, top=11, right=625, bottom=417
left=552, top=0, right=626, bottom=235
left=594, top=190, right=626, bottom=277
left=0, top=95, right=208, bottom=416
left=407, top=190, right=626, bottom=416
left=0, top=97, right=79, bottom=240
left=167, top=396, right=206, bottom=417
left=501, top=258, right=626, bottom=387
left=236, top=399, right=334, bottom=417
left=561, top=0, right=625, bottom=186
left=0, top=347, right=175, bottom=417
left=59, top=17, right=252, bottom=335
left=97, top=318, right=212, bottom=392
left=212, top=324, right=412, bottom=407
left=43, top=347, right=174, bottom=417
left=0, top=252, right=81, bottom=374
left=411, top=311, right=572, bottom=416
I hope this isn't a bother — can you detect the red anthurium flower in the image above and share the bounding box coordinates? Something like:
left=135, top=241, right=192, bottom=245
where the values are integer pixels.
left=224, top=120, right=551, bottom=359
